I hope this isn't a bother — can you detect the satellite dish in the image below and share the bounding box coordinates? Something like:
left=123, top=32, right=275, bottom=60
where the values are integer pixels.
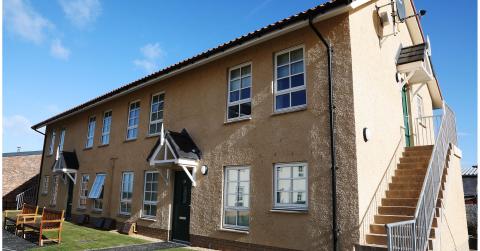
left=396, top=0, right=407, bottom=21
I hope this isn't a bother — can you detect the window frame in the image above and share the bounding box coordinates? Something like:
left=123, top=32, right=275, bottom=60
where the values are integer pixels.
left=120, top=171, right=134, bottom=215
left=126, top=100, right=141, bottom=140
left=90, top=173, right=106, bottom=211
left=273, top=45, right=307, bottom=113
left=42, top=175, right=49, bottom=195
left=50, top=175, right=59, bottom=206
left=101, top=110, right=112, bottom=145
left=226, top=62, right=252, bottom=122
left=148, top=92, right=165, bottom=136
left=78, top=174, right=89, bottom=209
left=415, top=94, right=424, bottom=119
left=85, top=116, right=96, bottom=148
left=223, top=166, right=250, bottom=231
left=273, top=162, right=308, bottom=211
left=48, top=131, right=56, bottom=155
left=142, top=171, right=159, bottom=219
left=58, top=129, right=66, bottom=152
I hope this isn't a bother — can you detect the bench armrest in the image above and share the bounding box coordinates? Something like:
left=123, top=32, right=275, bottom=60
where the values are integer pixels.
left=22, top=215, right=42, bottom=223
left=4, top=210, right=22, bottom=217
left=41, top=219, right=63, bottom=223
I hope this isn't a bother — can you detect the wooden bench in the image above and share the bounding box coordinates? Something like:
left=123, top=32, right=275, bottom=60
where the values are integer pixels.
left=22, top=208, right=64, bottom=246
left=3, top=203, right=39, bottom=234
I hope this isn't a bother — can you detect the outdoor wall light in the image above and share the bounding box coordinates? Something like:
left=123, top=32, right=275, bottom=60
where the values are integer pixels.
left=363, top=127, right=372, bottom=142
left=200, top=165, right=208, bottom=175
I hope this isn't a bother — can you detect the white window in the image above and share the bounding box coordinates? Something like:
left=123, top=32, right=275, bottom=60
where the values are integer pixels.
left=227, top=64, right=252, bottom=121
left=274, top=163, right=308, bottom=210
left=58, top=129, right=66, bottom=151
left=42, top=176, right=49, bottom=195
left=50, top=175, right=59, bottom=206
left=101, top=111, right=112, bottom=145
left=415, top=95, right=424, bottom=118
left=79, top=174, right=89, bottom=208
left=223, top=166, right=250, bottom=230
left=274, top=46, right=306, bottom=112
left=120, top=172, right=134, bottom=215
left=149, top=93, right=164, bottom=135
left=89, top=173, right=106, bottom=211
left=85, top=117, right=96, bottom=148
left=48, top=131, right=56, bottom=155
left=126, top=101, right=140, bottom=140
left=143, top=171, right=158, bottom=218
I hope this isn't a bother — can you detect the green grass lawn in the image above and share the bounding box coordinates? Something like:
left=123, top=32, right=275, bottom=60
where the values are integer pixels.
left=30, top=221, right=150, bottom=250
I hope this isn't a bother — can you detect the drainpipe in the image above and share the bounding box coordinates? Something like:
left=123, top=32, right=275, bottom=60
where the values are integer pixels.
left=308, top=18, right=338, bottom=251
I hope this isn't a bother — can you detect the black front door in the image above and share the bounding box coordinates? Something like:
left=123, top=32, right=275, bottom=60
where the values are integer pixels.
left=172, top=171, right=192, bottom=243
left=66, top=176, right=74, bottom=219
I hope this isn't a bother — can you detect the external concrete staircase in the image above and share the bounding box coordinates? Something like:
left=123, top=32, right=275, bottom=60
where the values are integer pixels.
left=361, top=145, right=449, bottom=251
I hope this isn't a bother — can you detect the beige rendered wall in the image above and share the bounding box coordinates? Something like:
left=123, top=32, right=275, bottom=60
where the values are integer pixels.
left=349, top=0, right=436, bottom=230
left=439, top=146, right=469, bottom=251
left=37, top=14, right=359, bottom=250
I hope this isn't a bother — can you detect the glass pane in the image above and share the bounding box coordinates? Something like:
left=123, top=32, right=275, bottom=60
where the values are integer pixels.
left=224, top=210, right=237, bottom=225
left=291, top=73, right=304, bottom=88
left=277, top=78, right=290, bottom=91
left=290, top=48, right=303, bottom=62
left=149, top=124, right=156, bottom=134
left=146, top=173, right=152, bottom=182
left=277, top=180, right=291, bottom=191
left=238, top=211, right=249, bottom=227
left=277, top=166, right=291, bottom=179
left=277, top=65, right=289, bottom=78
left=239, top=182, right=249, bottom=194
left=293, top=192, right=306, bottom=204
left=293, top=166, right=305, bottom=178
left=240, top=102, right=251, bottom=116
left=230, top=69, right=240, bottom=80
left=277, top=192, right=290, bottom=204
left=226, top=193, right=236, bottom=207
left=241, top=76, right=251, bottom=88
left=241, top=65, right=251, bottom=76
left=291, top=61, right=304, bottom=74
left=152, top=173, right=159, bottom=182
left=277, top=52, right=289, bottom=66
left=240, top=88, right=250, bottom=100
left=151, top=182, right=158, bottom=192
left=291, top=90, right=306, bottom=107
left=227, top=169, right=238, bottom=181
left=293, top=179, right=306, bottom=191
left=229, top=90, right=240, bottom=102
left=228, top=105, right=239, bottom=119
left=145, top=193, right=151, bottom=201
left=239, top=169, right=249, bottom=181
left=230, top=79, right=241, bottom=91
left=227, top=182, right=237, bottom=194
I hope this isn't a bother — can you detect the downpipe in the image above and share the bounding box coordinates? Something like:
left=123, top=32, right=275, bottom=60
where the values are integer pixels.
left=308, top=18, right=338, bottom=251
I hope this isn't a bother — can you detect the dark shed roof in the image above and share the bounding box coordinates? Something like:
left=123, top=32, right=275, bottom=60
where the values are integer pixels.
left=397, top=43, right=427, bottom=65
left=147, top=129, right=201, bottom=162
left=32, top=0, right=350, bottom=129
left=51, top=151, right=79, bottom=170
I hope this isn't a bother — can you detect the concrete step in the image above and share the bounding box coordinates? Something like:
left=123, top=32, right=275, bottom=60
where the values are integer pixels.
left=402, top=149, right=432, bottom=157
left=404, top=145, right=434, bottom=151
left=355, top=243, right=387, bottom=251
left=382, top=198, right=418, bottom=207
left=374, top=215, right=414, bottom=224
left=397, top=162, right=428, bottom=169
left=389, top=183, right=423, bottom=190
left=392, top=175, right=425, bottom=183
left=385, top=190, right=420, bottom=199
left=366, top=234, right=387, bottom=246
left=370, top=224, right=387, bottom=235
left=395, top=168, right=427, bottom=176
left=378, top=206, right=416, bottom=216
left=399, top=157, right=430, bottom=164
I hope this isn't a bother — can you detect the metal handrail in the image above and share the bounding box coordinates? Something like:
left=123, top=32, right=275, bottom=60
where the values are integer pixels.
left=15, top=186, right=37, bottom=210
left=386, top=101, right=457, bottom=250
left=358, top=127, right=406, bottom=244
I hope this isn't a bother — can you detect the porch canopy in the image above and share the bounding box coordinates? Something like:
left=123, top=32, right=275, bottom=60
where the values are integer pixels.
left=147, top=127, right=201, bottom=186
left=396, top=42, right=442, bottom=108
left=51, top=150, right=79, bottom=184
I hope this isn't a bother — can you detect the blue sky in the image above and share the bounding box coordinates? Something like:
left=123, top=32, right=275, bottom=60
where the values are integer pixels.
left=3, top=0, right=477, bottom=167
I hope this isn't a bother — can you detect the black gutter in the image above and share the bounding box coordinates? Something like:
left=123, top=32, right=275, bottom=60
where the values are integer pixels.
left=35, top=131, right=48, bottom=206
left=308, top=18, right=339, bottom=251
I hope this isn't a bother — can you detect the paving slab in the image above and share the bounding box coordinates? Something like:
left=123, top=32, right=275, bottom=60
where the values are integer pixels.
left=91, top=241, right=186, bottom=251
left=2, top=229, right=37, bottom=251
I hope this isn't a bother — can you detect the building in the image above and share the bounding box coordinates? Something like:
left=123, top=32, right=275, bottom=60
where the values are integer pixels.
left=31, top=0, right=469, bottom=250
left=2, top=151, right=42, bottom=209
left=462, top=165, right=477, bottom=249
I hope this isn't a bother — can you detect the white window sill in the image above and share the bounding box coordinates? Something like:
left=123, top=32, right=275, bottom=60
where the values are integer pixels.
left=225, top=116, right=252, bottom=125
left=91, top=209, right=103, bottom=213
left=146, top=133, right=161, bottom=139
left=219, top=227, right=249, bottom=234
left=270, top=208, right=308, bottom=214
left=273, top=105, right=307, bottom=116
left=139, top=217, right=157, bottom=222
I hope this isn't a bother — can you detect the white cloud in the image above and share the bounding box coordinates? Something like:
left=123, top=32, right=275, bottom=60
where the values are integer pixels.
left=50, top=39, right=71, bottom=60
left=134, top=43, right=164, bottom=73
left=4, top=0, right=53, bottom=43
left=3, top=115, right=35, bottom=137
left=59, top=0, right=101, bottom=28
